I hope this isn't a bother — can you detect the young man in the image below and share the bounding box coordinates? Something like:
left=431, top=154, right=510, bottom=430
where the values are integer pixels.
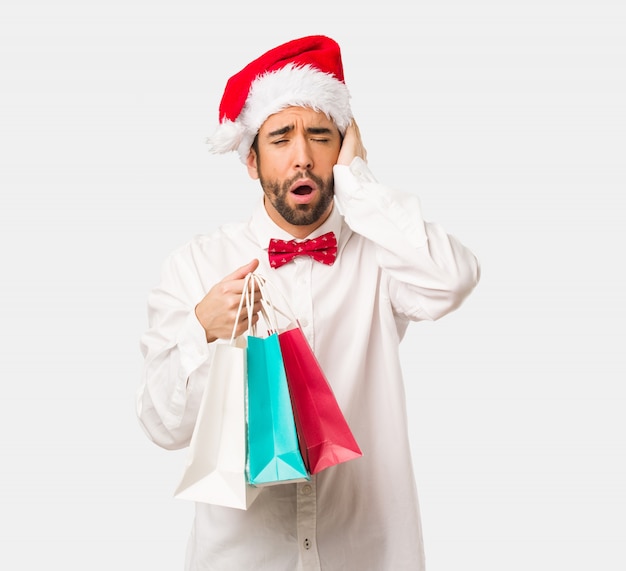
left=137, top=35, right=480, bottom=570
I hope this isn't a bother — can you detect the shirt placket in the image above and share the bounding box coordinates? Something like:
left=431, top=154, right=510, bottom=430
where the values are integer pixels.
left=297, top=478, right=320, bottom=569
left=291, top=256, right=315, bottom=347
left=291, top=257, right=320, bottom=570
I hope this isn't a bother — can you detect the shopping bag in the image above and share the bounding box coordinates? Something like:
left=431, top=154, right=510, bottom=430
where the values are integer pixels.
left=278, top=326, right=363, bottom=474
left=174, top=274, right=261, bottom=509
left=257, top=275, right=362, bottom=474
left=246, top=275, right=310, bottom=486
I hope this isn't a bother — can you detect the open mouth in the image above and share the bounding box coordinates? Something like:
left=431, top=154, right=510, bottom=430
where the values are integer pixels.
left=292, top=185, right=314, bottom=196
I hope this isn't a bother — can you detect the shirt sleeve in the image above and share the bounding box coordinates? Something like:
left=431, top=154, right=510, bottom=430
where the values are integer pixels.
left=136, top=247, right=215, bottom=450
left=333, top=157, right=481, bottom=321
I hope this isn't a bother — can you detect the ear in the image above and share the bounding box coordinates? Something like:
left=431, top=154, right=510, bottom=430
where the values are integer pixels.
left=246, top=148, right=259, bottom=180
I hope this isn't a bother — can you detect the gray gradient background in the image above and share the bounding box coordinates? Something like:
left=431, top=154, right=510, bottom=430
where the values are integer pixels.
left=1, top=0, right=624, bottom=569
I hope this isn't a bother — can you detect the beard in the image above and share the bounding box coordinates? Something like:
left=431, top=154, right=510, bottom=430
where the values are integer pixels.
left=259, top=170, right=334, bottom=226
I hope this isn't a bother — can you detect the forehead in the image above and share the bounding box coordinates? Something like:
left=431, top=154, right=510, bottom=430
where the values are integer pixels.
left=259, top=106, right=337, bottom=134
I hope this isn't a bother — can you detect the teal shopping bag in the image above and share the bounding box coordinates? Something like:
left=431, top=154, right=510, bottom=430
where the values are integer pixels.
left=246, top=327, right=309, bottom=486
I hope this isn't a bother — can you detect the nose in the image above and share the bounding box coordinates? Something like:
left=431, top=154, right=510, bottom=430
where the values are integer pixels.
left=293, top=136, right=313, bottom=170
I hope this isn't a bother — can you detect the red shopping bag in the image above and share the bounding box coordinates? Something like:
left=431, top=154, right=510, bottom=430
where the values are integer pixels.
left=278, top=325, right=362, bottom=474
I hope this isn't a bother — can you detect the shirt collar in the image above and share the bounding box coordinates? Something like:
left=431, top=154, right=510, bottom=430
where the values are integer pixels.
left=251, top=197, right=345, bottom=251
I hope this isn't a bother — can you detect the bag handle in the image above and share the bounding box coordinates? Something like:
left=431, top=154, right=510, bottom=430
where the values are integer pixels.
left=249, top=273, right=279, bottom=335
left=232, top=272, right=302, bottom=340
left=243, top=272, right=277, bottom=337
left=229, top=272, right=253, bottom=345
left=251, top=273, right=302, bottom=334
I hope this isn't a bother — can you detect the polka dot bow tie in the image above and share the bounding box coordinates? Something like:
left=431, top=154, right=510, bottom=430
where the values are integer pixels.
left=268, top=231, right=337, bottom=269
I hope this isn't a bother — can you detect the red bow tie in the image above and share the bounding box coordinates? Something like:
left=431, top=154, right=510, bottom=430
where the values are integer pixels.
left=268, top=231, right=337, bottom=269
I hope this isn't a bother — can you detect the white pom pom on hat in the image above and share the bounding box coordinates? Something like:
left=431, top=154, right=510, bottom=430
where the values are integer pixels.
left=206, top=35, right=353, bottom=163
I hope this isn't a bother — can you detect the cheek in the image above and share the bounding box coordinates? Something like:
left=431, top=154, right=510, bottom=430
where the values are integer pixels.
left=315, top=160, right=338, bottom=182
left=258, top=158, right=285, bottom=182
left=314, top=147, right=341, bottom=168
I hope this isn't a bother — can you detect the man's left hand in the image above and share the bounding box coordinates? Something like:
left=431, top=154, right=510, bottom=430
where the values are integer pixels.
left=337, top=120, right=367, bottom=166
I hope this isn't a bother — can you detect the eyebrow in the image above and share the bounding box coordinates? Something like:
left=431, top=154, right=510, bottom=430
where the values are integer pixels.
left=266, top=125, right=334, bottom=138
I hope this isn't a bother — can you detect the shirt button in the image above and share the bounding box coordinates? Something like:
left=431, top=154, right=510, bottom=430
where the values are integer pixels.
left=299, top=318, right=309, bottom=328
left=301, top=484, right=312, bottom=495
left=303, top=538, right=311, bottom=550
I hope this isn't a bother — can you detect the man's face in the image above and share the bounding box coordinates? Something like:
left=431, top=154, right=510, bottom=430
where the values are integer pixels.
left=246, top=106, right=342, bottom=237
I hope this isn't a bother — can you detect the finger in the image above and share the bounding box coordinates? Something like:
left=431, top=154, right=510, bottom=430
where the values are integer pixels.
left=220, top=258, right=260, bottom=283
left=234, top=312, right=259, bottom=337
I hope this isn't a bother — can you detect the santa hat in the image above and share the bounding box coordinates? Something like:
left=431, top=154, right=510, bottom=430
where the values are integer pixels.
left=206, top=35, right=353, bottom=162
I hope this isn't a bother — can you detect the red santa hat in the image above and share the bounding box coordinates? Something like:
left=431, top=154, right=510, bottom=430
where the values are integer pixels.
left=206, top=35, right=353, bottom=162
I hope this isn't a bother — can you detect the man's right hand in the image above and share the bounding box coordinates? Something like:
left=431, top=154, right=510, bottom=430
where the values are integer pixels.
left=194, top=259, right=261, bottom=343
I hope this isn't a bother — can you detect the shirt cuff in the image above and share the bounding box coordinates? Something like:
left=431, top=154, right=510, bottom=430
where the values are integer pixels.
left=177, top=311, right=212, bottom=384
left=333, top=158, right=428, bottom=249
left=333, top=156, right=376, bottom=198
left=161, top=312, right=212, bottom=430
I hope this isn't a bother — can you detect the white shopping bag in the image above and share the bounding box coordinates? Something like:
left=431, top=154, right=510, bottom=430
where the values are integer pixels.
left=174, top=275, right=261, bottom=509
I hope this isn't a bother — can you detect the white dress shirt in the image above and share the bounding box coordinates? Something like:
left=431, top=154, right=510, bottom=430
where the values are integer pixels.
left=137, top=157, right=480, bottom=570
